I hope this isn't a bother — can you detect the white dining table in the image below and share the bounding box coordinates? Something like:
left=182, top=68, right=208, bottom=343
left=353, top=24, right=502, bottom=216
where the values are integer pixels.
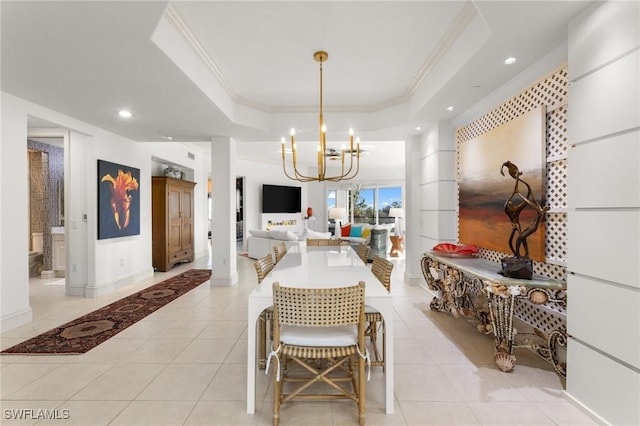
left=246, top=244, right=395, bottom=414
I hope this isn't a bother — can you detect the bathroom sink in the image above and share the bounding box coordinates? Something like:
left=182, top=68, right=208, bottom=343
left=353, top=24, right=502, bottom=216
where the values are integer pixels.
left=51, top=226, right=65, bottom=234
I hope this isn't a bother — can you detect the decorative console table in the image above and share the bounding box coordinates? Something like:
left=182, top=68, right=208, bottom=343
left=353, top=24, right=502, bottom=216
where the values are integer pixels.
left=421, top=252, right=567, bottom=377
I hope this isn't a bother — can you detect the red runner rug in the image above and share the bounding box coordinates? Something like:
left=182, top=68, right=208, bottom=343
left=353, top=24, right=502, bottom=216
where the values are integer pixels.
left=1, top=269, right=211, bottom=355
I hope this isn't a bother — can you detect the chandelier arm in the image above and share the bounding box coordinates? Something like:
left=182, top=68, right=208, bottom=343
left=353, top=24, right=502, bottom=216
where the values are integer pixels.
left=342, top=149, right=355, bottom=177
left=282, top=158, right=307, bottom=181
left=328, top=155, right=360, bottom=181
left=282, top=155, right=309, bottom=181
left=290, top=134, right=313, bottom=181
left=283, top=137, right=319, bottom=182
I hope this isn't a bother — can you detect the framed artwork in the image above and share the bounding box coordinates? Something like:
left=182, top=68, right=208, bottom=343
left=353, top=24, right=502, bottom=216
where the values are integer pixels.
left=98, top=160, right=140, bottom=240
left=458, top=106, right=547, bottom=262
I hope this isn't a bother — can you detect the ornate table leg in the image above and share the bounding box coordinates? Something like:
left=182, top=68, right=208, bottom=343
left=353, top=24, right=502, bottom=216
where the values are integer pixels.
left=548, top=329, right=568, bottom=378
left=421, top=256, right=446, bottom=311
left=484, top=283, right=525, bottom=372
left=525, top=288, right=568, bottom=378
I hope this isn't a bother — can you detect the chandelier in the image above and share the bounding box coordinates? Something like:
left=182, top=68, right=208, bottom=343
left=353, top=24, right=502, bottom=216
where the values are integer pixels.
left=281, top=51, right=361, bottom=182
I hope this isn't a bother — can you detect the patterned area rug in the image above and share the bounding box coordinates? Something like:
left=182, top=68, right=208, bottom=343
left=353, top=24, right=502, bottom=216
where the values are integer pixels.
left=1, top=269, right=211, bottom=355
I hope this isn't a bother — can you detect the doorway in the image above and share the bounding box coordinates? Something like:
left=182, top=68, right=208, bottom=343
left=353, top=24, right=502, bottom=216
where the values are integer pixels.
left=236, top=177, right=245, bottom=250
left=27, top=137, right=65, bottom=285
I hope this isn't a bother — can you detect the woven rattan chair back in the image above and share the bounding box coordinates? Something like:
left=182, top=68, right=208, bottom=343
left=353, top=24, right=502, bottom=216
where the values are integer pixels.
left=271, top=281, right=367, bottom=426
left=272, top=241, right=287, bottom=264
left=356, top=243, right=370, bottom=264
left=371, top=255, right=393, bottom=292
left=366, top=256, right=393, bottom=371
left=254, top=254, right=274, bottom=284
left=306, top=238, right=342, bottom=246
left=273, top=281, right=365, bottom=328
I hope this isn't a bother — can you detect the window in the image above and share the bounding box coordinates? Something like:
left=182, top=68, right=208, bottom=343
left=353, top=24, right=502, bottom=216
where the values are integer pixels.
left=348, top=185, right=402, bottom=225
left=327, top=189, right=337, bottom=209
left=377, top=186, right=402, bottom=225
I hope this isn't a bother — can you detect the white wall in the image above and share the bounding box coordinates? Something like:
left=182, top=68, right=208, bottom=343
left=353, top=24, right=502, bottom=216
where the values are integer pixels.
left=0, top=92, right=209, bottom=331
left=566, top=2, right=640, bottom=424
left=236, top=159, right=309, bottom=243
left=409, top=121, right=457, bottom=288
left=1, top=93, right=32, bottom=331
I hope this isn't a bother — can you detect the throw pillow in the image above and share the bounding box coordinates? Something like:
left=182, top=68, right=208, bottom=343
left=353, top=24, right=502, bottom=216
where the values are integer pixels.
left=305, top=228, right=331, bottom=239
left=361, top=228, right=371, bottom=239
left=341, top=224, right=352, bottom=237
left=270, top=230, right=299, bottom=241
left=349, top=226, right=363, bottom=237
left=249, top=229, right=270, bottom=238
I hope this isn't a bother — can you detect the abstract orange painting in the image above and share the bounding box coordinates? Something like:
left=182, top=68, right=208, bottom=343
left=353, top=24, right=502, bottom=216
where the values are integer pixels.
left=458, top=106, right=547, bottom=262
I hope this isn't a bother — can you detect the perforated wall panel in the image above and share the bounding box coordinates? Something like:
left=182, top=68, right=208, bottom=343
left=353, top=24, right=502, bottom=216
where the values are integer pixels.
left=456, top=67, right=568, bottom=282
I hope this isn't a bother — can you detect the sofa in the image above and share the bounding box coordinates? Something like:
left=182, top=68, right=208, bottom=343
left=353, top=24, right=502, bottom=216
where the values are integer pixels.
left=246, top=228, right=331, bottom=259
left=337, top=223, right=395, bottom=260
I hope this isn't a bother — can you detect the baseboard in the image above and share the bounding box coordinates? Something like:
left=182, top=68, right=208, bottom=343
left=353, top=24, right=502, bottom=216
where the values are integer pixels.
left=84, top=268, right=155, bottom=297
left=404, top=271, right=424, bottom=287
left=563, top=390, right=610, bottom=425
left=1, top=307, right=33, bottom=333
left=211, top=272, right=238, bottom=287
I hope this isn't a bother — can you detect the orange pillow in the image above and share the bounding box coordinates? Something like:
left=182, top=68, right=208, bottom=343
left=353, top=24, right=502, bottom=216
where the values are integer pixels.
left=341, top=224, right=352, bottom=237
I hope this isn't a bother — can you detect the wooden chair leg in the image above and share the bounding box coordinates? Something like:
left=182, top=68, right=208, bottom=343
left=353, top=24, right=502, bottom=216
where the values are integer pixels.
left=367, top=320, right=382, bottom=365
left=258, top=313, right=267, bottom=369
left=358, top=353, right=366, bottom=426
left=382, top=320, right=386, bottom=372
left=273, top=370, right=282, bottom=426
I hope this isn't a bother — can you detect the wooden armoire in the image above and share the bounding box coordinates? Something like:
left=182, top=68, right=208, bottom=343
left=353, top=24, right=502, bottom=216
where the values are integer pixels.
left=151, top=176, right=196, bottom=271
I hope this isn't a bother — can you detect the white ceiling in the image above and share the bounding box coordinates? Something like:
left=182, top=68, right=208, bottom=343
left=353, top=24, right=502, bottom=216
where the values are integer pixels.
left=1, top=1, right=592, bottom=170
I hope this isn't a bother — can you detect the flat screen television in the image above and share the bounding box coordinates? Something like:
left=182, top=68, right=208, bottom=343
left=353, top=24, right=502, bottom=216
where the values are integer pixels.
left=262, top=184, right=301, bottom=213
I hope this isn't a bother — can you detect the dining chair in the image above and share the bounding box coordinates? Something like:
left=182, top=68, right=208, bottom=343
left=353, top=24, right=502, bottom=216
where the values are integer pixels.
left=269, top=282, right=368, bottom=426
left=306, top=238, right=342, bottom=246
left=254, top=254, right=274, bottom=284
left=272, top=241, right=287, bottom=264
left=356, top=243, right=370, bottom=264
left=254, top=254, right=274, bottom=369
left=366, top=256, right=393, bottom=369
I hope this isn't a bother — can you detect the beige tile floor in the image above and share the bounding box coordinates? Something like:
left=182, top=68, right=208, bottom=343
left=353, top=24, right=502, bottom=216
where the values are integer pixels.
left=1, top=250, right=599, bottom=425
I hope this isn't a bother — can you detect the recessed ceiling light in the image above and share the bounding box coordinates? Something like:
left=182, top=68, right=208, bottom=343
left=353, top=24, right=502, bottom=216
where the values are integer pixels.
left=415, top=126, right=421, bottom=131
left=446, top=106, right=455, bottom=112
left=504, top=56, right=517, bottom=65
left=118, top=110, right=132, bottom=118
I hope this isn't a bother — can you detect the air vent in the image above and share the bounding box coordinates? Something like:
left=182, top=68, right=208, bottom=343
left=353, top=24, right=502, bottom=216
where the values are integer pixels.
left=187, top=152, right=195, bottom=160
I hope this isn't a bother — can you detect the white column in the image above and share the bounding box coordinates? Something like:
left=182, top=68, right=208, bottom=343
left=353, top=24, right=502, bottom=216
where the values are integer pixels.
left=404, top=134, right=421, bottom=284
left=210, top=137, right=238, bottom=287
left=66, top=130, right=92, bottom=296
left=566, top=2, right=640, bottom=424
left=407, top=122, right=457, bottom=287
